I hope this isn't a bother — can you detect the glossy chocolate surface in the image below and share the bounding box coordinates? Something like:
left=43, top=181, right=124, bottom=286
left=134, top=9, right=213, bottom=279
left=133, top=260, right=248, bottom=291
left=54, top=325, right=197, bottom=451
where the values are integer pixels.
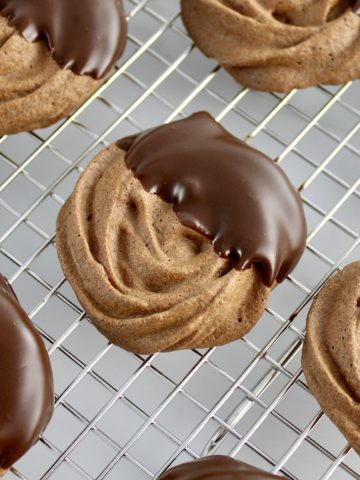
left=0, top=0, right=127, bottom=78
left=157, top=456, right=282, bottom=479
left=0, top=274, right=54, bottom=470
left=119, top=112, right=307, bottom=287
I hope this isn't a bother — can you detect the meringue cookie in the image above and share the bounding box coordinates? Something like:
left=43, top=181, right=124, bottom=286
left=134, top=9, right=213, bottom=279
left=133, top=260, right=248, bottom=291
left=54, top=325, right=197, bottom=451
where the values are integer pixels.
left=56, top=143, right=269, bottom=353
left=157, top=456, right=283, bottom=479
left=0, top=274, right=54, bottom=475
left=302, top=261, right=360, bottom=454
left=0, top=0, right=126, bottom=135
left=56, top=113, right=306, bottom=354
left=181, top=0, right=360, bottom=92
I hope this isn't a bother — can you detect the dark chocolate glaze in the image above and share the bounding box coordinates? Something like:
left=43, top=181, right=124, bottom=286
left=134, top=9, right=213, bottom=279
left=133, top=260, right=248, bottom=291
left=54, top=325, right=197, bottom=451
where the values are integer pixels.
left=0, top=0, right=127, bottom=79
left=157, top=456, right=282, bottom=479
left=352, top=0, right=360, bottom=13
left=0, top=274, right=54, bottom=470
left=118, top=112, right=307, bottom=287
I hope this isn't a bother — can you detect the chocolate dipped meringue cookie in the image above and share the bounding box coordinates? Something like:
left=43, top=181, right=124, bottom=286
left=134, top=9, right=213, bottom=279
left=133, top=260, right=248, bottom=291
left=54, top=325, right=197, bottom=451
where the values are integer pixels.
left=157, top=456, right=283, bottom=479
left=302, top=261, right=360, bottom=455
left=0, top=274, right=54, bottom=476
left=181, top=0, right=360, bottom=92
left=56, top=112, right=307, bottom=354
left=0, top=0, right=127, bottom=135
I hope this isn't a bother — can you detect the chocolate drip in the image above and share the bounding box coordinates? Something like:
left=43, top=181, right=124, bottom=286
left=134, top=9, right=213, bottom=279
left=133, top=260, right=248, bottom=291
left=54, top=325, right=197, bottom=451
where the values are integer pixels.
left=157, top=456, right=282, bottom=479
left=0, top=0, right=127, bottom=79
left=119, top=112, right=307, bottom=287
left=0, top=274, right=54, bottom=470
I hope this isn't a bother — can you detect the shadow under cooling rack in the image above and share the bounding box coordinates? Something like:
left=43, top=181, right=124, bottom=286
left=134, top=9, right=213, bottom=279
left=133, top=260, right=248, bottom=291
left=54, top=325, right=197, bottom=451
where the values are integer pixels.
left=0, top=1, right=359, bottom=479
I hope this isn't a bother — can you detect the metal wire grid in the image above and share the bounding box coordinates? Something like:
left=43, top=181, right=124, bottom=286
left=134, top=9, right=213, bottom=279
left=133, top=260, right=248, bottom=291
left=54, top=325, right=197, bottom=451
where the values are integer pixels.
left=0, top=1, right=359, bottom=479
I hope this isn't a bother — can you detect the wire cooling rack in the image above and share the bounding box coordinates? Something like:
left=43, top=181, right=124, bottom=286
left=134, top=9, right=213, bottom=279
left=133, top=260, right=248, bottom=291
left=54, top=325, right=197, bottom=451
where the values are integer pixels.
left=0, top=1, right=359, bottom=479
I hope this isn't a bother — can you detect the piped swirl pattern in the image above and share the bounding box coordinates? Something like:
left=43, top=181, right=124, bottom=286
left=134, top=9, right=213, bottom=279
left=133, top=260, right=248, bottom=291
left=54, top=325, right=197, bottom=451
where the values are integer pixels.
left=56, top=143, right=270, bottom=354
left=302, top=261, right=360, bottom=455
left=181, top=0, right=360, bottom=91
left=0, top=16, right=99, bottom=134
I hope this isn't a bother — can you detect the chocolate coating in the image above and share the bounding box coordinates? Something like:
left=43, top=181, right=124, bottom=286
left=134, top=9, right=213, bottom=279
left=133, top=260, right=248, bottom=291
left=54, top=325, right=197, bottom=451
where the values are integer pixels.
left=0, top=274, right=54, bottom=470
left=157, top=456, right=282, bottom=479
left=120, top=112, right=307, bottom=287
left=353, top=0, right=360, bottom=13
left=0, top=0, right=127, bottom=79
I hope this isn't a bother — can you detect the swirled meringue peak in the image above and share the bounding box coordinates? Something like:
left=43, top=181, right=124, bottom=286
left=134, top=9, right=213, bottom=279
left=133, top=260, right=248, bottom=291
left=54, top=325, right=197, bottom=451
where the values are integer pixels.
left=56, top=113, right=306, bottom=354
left=0, top=0, right=127, bottom=78
left=181, top=0, right=360, bottom=92
left=302, top=261, right=360, bottom=455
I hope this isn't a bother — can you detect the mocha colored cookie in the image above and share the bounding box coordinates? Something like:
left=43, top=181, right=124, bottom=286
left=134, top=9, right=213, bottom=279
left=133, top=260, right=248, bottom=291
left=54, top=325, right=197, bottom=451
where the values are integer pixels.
left=56, top=144, right=270, bottom=353
left=181, top=0, right=360, bottom=92
left=0, top=274, right=54, bottom=475
left=157, top=456, right=283, bottom=479
left=0, top=0, right=126, bottom=135
left=0, top=16, right=99, bottom=135
left=56, top=113, right=306, bottom=354
left=302, top=261, right=360, bottom=454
